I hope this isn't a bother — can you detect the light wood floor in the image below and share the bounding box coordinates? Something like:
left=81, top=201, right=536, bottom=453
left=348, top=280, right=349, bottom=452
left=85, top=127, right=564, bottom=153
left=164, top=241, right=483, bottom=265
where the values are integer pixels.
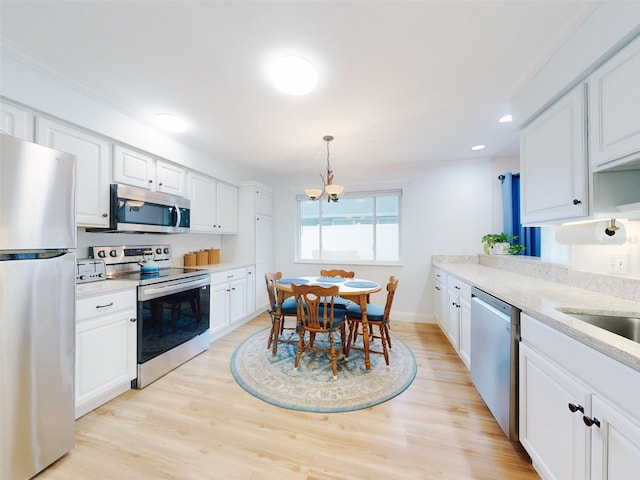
left=37, top=314, right=539, bottom=480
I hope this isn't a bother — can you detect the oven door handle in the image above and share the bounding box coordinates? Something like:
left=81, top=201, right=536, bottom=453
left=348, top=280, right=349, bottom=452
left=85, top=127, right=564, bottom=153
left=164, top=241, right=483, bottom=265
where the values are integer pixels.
left=139, top=277, right=210, bottom=301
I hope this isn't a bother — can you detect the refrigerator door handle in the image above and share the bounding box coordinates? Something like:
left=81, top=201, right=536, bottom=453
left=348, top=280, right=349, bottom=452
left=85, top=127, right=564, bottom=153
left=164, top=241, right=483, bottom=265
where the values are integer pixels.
left=0, top=250, right=69, bottom=262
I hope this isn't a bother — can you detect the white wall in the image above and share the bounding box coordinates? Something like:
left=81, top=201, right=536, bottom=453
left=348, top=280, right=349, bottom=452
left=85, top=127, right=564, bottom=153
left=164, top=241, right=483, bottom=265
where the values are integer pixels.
left=264, top=160, right=494, bottom=323
left=0, top=53, right=256, bottom=185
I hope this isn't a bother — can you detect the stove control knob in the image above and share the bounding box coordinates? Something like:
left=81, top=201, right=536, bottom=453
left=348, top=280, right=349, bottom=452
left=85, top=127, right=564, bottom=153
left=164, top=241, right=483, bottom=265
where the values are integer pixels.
left=78, top=275, right=86, bottom=281
left=156, top=248, right=162, bottom=255
left=163, top=247, right=170, bottom=254
left=98, top=273, right=105, bottom=278
left=109, top=249, right=117, bottom=257
left=97, top=250, right=106, bottom=258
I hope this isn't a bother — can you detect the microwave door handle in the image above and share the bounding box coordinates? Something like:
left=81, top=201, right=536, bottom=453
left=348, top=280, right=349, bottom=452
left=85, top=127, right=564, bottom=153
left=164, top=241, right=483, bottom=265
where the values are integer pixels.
left=174, top=203, right=181, bottom=228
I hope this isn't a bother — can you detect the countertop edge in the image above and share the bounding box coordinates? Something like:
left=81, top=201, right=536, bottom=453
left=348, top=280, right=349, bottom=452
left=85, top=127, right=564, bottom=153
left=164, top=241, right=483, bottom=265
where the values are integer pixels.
left=432, top=259, right=640, bottom=372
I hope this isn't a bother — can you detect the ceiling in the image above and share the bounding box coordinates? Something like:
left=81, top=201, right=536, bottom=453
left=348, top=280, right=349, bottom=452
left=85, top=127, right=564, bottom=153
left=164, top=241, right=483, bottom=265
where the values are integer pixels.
left=0, top=1, right=599, bottom=176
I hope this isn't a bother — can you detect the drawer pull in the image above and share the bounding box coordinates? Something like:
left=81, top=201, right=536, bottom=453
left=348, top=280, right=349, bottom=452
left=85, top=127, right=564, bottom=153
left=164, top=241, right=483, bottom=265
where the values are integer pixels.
left=583, top=416, right=601, bottom=428
left=130, top=318, right=137, bottom=322
left=95, top=302, right=114, bottom=309
left=568, top=403, right=584, bottom=414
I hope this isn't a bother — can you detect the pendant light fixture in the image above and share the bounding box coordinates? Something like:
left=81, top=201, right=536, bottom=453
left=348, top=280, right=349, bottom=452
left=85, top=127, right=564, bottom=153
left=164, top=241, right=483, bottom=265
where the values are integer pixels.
left=305, top=135, right=344, bottom=202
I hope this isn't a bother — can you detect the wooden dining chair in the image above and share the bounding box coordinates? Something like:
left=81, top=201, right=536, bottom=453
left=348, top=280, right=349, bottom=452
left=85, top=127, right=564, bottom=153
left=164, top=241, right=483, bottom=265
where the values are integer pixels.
left=319, top=269, right=355, bottom=309
left=320, top=269, right=355, bottom=279
left=292, top=284, right=347, bottom=380
left=344, top=276, right=399, bottom=367
left=265, top=272, right=298, bottom=354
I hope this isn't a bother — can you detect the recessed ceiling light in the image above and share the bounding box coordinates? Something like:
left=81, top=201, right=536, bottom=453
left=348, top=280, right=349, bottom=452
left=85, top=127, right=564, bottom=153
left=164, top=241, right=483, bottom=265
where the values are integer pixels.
left=471, top=144, right=486, bottom=151
left=154, top=113, right=187, bottom=132
left=269, top=55, right=318, bottom=95
left=499, top=114, right=513, bottom=123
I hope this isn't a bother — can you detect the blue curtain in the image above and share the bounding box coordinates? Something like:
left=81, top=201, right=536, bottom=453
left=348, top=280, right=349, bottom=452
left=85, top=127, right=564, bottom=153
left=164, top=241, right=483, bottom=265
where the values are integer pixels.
left=500, top=172, right=541, bottom=257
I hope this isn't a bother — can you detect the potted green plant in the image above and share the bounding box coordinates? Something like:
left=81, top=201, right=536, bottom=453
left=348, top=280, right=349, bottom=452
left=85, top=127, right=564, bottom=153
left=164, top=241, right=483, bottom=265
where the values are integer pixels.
left=482, top=232, right=526, bottom=255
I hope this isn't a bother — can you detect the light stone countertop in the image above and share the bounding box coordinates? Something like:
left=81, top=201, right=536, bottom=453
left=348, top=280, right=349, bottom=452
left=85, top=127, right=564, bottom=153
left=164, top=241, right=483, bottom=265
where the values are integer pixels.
left=190, top=262, right=253, bottom=273
left=432, top=256, right=640, bottom=372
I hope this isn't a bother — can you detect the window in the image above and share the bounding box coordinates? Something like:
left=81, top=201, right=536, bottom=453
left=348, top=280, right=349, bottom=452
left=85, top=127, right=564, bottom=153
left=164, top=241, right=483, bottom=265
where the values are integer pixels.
left=297, top=190, right=401, bottom=264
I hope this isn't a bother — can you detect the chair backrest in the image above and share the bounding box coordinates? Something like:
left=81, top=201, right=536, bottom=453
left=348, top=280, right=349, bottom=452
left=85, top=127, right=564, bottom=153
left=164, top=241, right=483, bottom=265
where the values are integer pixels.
left=291, top=284, right=340, bottom=331
left=264, top=271, right=283, bottom=311
left=382, top=276, right=399, bottom=321
left=320, top=269, right=355, bottom=278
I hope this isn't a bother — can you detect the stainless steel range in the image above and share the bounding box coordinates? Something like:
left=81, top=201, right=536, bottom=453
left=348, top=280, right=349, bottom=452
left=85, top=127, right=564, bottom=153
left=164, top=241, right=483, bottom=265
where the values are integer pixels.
left=90, top=244, right=210, bottom=388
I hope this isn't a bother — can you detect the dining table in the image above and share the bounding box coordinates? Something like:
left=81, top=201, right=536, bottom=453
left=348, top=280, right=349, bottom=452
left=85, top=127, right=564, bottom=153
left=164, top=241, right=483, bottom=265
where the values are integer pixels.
left=272, top=276, right=382, bottom=370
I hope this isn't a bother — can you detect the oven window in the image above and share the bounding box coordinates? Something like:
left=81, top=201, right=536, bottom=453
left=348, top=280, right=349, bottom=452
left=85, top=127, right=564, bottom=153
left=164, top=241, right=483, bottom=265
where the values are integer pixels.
left=138, top=285, right=210, bottom=363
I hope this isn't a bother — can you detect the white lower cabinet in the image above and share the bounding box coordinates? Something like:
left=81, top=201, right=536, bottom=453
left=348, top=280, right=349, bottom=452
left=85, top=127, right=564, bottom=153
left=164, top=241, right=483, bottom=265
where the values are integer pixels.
left=246, top=265, right=256, bottom=314
left=446, top=288, right=461, bottom=351
left=591, top=395, right=640, bottom=480
left=75, top=289, right=137, bottom=419
left=445, top=275, right=471, bottom=369
left=433, top=268, right=447, bottom=331
left=458, top=292, right=471, bottom=368
left=519, top=313, right=640, bottom=480
left=520, top=343, right=589, bottom=480
left=210, top=268, right=247, bottom=339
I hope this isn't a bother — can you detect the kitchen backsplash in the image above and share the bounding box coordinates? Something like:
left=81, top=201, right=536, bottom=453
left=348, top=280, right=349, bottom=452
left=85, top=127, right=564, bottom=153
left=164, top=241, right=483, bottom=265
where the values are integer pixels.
left=77, top=229, right=223, bottom=267
left=432, top=254, right=640, bottom=303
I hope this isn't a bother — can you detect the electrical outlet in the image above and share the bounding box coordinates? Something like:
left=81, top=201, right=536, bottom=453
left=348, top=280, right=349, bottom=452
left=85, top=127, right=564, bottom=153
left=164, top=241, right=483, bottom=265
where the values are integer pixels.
left=608, top=254, right=629, bottom=274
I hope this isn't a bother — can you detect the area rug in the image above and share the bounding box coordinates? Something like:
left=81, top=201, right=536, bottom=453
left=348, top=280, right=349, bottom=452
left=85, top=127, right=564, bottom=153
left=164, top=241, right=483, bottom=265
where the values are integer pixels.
left=230, top=328, right=417, bottom=413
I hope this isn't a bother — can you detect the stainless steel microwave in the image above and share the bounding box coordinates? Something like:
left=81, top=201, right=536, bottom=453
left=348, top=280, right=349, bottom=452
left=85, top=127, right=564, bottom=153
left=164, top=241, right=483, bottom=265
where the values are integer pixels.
left=87, top=184, right=190, bottom=234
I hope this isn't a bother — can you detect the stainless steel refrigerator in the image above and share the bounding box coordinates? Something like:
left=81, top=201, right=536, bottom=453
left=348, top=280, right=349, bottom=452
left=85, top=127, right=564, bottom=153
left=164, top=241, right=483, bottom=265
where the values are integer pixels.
left=0, top=134, right=76, bottom=479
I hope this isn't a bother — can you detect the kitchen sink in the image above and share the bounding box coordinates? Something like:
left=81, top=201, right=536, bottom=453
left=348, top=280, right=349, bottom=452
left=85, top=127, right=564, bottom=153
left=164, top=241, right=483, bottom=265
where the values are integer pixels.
left=562, top=312, right=640, bottom=344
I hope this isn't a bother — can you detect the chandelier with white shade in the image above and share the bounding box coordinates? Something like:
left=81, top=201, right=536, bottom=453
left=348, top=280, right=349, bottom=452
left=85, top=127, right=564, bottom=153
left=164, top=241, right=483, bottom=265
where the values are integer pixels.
left=305, top=135, right=344, bottom=202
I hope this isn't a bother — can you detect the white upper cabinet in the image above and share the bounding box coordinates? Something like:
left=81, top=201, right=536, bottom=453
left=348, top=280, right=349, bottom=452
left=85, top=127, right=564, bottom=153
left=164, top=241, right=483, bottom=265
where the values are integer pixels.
left=155, top=160, right=187, bottom=197
left=216, top=181, right=238, bottom=234
left=589, top=35, right=640, bottom=171
left=187, top=172, right=238, bottom=234
left=113, top=144, right=186, bottom=197
left=0, top=101, right=33, bottom=141
left=188, top=171, right=217, bottom=233
left=36, top=118, right=111, bottom=227
left=254, top=187, right=273, bottom=216
left=520, top=84, right=589, bottom=225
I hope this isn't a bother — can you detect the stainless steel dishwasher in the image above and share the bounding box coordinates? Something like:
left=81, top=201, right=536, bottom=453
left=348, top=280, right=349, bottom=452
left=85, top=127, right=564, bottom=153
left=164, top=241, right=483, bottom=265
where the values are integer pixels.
left=470, top=287, right=521, bottom=441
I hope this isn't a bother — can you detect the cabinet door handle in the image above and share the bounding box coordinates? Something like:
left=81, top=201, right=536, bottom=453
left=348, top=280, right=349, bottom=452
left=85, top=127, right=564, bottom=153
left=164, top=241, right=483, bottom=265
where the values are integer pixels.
left=583, top=416, right=601, bottom=428
left=572, top=199, right=582, bottom=205
left=435, top=286, right=441, bottom=291
left=130, top=318, right=137, bottom=323
left=95, top=302, right=114, bottom=309
left=148, top=179, right=153, bottom=184
left=158, top=182, right=163, bottom=187
left=102, top=213, right=108, bottom=217
left=568, top=403, right=584, bottom=414
left=454, top=286, right=460, bottom=290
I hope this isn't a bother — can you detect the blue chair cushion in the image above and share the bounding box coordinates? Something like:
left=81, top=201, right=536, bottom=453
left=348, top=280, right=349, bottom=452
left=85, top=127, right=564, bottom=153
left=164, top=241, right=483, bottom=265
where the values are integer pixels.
left=319, top=296, right=351, bottom=309
left=345, top=303, right=385, bottom=322
left=274, top=296, right=297, bottom=315
left=315, top=307, right=346, bottom=328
